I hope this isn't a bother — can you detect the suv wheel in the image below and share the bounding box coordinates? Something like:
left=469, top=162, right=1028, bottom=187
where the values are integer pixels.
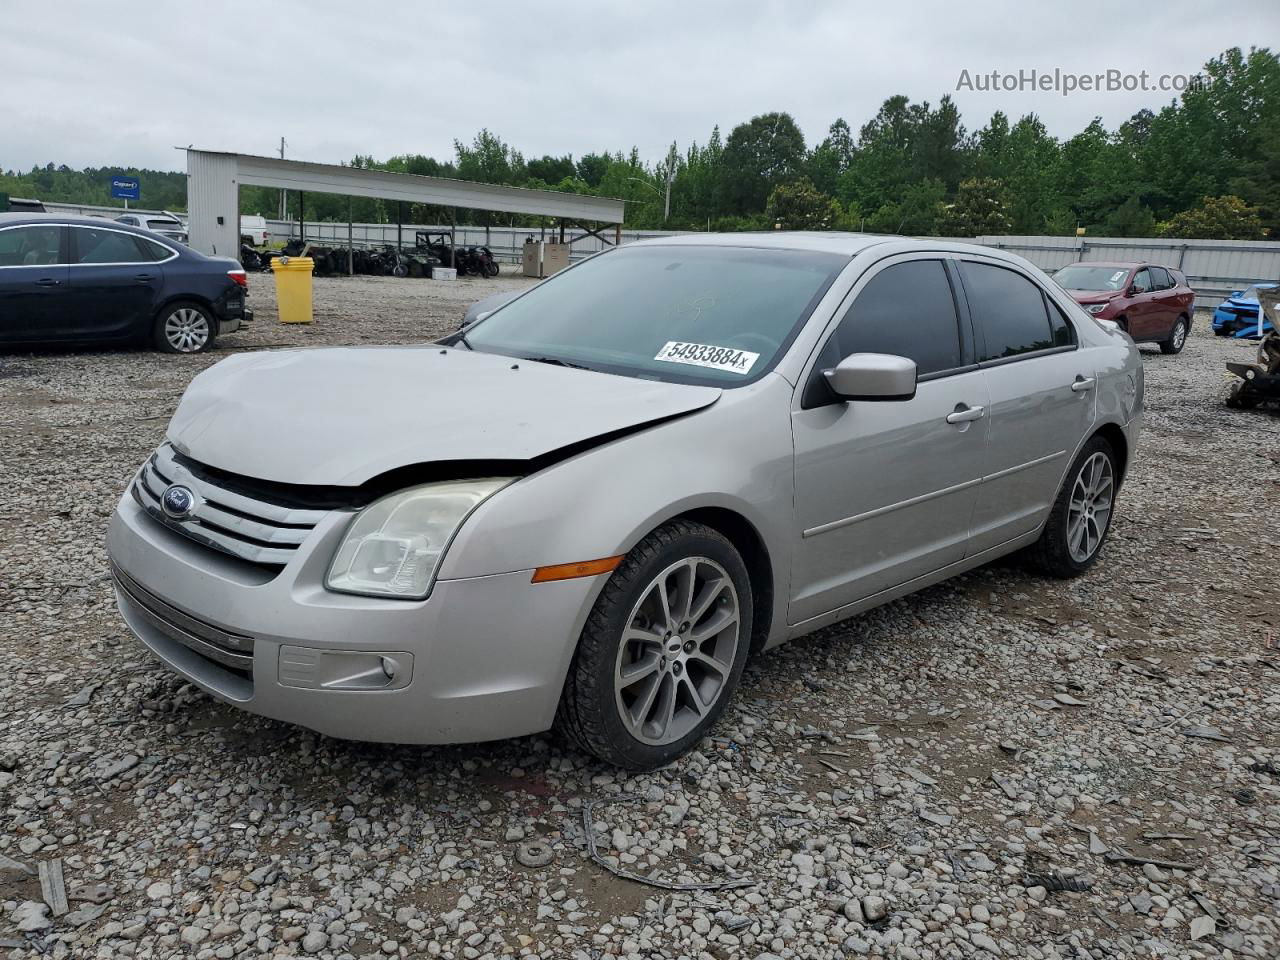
left=556, top=520, right=752, bottom=769
left=1026, top=435, right=1117, bottom=578
left=1160, top=315, right=1189, bottom=354
left=155, top=302, right=216, bottom=354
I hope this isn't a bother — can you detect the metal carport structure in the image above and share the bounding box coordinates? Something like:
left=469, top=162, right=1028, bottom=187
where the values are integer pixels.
left=184, top=149, right=625, bottom=261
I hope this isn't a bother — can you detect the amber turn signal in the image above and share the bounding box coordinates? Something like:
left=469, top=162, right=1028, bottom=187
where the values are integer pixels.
left=531, top=555, right=623, bottom=583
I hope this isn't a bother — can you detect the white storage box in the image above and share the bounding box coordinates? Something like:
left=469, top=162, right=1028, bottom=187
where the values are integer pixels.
left=431, top=266, right=457, bottom=281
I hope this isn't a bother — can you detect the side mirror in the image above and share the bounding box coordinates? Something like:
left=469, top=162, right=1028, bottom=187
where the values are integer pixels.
left=823, top=353, right=917, bottom=402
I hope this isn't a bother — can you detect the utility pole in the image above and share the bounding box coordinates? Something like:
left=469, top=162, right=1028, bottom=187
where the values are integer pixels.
left=277, top=137, right=287, bottom=221
left=661, top=143, right=677, bottom=222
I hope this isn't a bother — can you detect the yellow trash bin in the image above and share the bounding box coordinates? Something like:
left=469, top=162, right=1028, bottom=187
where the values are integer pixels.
left=271, top=256, right=314, bottom=324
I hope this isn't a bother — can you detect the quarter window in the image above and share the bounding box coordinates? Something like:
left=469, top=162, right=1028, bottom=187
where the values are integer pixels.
left=134, top=237, right=173, bottom=262
left=830, top=260, right=963, bottom=376
left=73, top=228, right=149, bottom=264
left=0, top=225, right=62, bottom=266
left=1047, top=297, right=1077, bottom=347
left=961, top=261, right=1056, bottom=361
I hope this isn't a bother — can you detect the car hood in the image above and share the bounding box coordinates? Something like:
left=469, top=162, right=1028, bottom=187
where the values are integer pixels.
left=166, top=346, right=721, bottom=486
left=1066, top=290, right=1120, bottom=304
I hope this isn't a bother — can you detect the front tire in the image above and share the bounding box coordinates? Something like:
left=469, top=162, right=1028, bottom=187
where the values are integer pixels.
left=556, top=520, right=752, bottom=769
left=154, top=301, right=216, bottom=354
left=1026, top=435, right=1117, bottom=578
left=1160, top=315, right=1189, bottom=354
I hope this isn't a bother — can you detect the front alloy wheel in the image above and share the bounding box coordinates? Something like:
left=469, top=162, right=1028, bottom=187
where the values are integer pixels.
left=557, top=520, right=752, bottom=768
left=614, top=557, right=741, bottom=746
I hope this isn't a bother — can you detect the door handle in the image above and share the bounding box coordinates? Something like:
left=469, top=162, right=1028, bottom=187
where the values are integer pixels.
left=134, top=273, right=155, bottom=283
left=1071, top=377, right=1096, bottom=393
left=945, top=404, right=985, bottom=424
left=34, top=278, right=61, bottom=287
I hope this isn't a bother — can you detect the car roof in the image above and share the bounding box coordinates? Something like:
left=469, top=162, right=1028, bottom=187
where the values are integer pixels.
left=0, top=212, right=172, bottom=231
left=631, top=231, right=892, bottom=256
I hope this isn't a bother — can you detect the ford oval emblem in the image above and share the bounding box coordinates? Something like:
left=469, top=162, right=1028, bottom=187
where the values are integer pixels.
left=161, top=485, right=197, bottom=519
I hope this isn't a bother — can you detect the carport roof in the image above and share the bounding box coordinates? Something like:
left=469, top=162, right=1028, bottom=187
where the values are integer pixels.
left=185, top=149, right=625, bottom=223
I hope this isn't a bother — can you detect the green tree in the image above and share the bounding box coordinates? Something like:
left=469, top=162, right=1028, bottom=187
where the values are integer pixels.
left=765, top=178, right=840, bottom=229
left=454, top=129, right=524, bottom=185
left=1102, top=194, right=1158, bottom=237
left=526, top=155, right=576, bottom=185
left=721, top=112, right=806, bottom=215
left=1157, top=195, right=1267, bottom=239
left=938, top=177, right=1011, bottom=236
left=867, top=178, right=945, bottom=235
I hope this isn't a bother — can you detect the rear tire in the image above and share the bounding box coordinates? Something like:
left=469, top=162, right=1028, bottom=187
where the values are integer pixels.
left=1160, top=315, right=1189, bottom=354
left=1025, top=435, right=1118, bottom=579
left=154, top=301, right=216, bottom=354
left=556, top=520, right=752, bottom=769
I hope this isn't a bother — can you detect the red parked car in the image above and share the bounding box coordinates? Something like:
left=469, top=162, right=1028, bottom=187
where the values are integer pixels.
left=1052, top=261, right=1196, bottom=354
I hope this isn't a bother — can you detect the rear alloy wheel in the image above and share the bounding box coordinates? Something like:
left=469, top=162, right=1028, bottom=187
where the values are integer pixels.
left=1026, top=436, right=1117, bottom=578
left=155, top=302, right=215, bottom=354
left=557, top=521, right=752, bottom=769
left=1161, top=315, right=1189, bottom=354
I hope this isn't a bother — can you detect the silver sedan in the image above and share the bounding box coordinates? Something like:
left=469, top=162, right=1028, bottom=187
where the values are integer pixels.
left=107, top=233, right=1142, bottom=768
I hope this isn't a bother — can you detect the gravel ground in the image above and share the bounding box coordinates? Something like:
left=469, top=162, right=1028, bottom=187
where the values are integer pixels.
left=1, top=275, right=1278, bottom=960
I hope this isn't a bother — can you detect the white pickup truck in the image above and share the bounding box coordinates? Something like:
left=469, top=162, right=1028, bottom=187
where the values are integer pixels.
left=240, top=215, right=269, bottom=247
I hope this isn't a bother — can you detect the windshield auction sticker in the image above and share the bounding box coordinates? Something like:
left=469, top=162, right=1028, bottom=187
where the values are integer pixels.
left=654, top=341, right=760, bottom=375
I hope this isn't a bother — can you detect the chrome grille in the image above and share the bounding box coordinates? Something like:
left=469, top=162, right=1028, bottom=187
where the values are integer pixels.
left=111, top=562, right=255, bottom=676
left=132, top=443, right=327, bottom=567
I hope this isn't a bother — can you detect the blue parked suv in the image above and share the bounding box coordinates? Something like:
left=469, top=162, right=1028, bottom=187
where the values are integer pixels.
left=0, top=213, right=252, bottom=354
left=1212, top=283, right=1277, bottom=339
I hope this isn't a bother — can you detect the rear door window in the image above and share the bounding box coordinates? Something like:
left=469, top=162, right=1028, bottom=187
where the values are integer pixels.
left=73, top=228, right=149, bottom=264
left=960, top=261, right=1056, bottom=361
left=1148, top=266, right=1171, bottom=290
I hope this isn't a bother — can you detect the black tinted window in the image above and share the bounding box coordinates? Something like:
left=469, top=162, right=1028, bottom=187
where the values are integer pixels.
left=134, top=237, right=172, bottom=262
left=74, top=228, right=148, bottom=264
left=961, top=262, right=1055, bottom=361
left=0, top=225, right=62, bottom=266
left=1148, top=266, right=1170, bottom=290
left=1047, top=298, right=1076, bottom=347
left=832, top=260, right=962, bottom=376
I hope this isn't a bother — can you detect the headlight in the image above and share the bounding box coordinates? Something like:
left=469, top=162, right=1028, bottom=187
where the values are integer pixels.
left=326, top=479, right=512, bottom=600
left=1086, top=303, right=1108, bottom=314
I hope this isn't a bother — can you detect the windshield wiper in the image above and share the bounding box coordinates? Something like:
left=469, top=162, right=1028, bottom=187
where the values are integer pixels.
left=522, top=355, right=592, bottom=370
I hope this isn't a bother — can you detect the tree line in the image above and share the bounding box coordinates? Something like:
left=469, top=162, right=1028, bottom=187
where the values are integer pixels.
left=4, top=46, right=1276, bottom=241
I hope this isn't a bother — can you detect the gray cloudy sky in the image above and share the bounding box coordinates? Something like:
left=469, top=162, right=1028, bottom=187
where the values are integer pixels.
left=4, top=0, right=1277, bottom=173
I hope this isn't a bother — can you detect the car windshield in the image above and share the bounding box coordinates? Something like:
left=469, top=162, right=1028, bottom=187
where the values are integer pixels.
left=1052, top=265, right=1131, bottom=291
left=463, top=244, right=848, bottom=386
